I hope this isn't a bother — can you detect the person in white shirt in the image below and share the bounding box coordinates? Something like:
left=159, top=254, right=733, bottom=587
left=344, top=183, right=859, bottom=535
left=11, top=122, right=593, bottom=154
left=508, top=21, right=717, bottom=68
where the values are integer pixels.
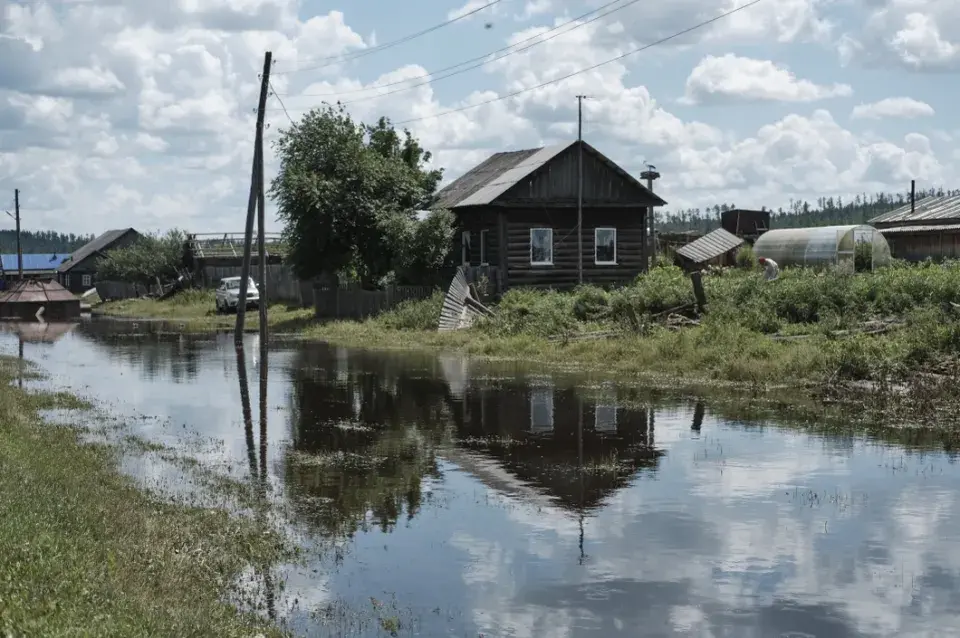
left=757, top=256, right=779, bottom=281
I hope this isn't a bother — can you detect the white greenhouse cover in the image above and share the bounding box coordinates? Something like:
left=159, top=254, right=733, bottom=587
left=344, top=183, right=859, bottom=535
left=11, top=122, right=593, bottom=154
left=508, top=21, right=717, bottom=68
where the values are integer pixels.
left=753, top=225, right=891, bottom=269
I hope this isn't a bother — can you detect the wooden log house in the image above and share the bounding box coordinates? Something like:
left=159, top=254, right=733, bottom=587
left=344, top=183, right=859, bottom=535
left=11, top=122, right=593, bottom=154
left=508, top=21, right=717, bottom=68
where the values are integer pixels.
left=433, top=140, right=667, bottom=291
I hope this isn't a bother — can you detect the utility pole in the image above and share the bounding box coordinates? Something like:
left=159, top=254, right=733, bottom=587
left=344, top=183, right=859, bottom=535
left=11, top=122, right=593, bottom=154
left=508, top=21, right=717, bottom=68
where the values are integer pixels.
left=235, top=51, right=272, bottom=347
left=14, top=189, right=22, bottom=280
left=256, top=109, right=269, bottom=387
left=576, top=95, right=586, bottom=285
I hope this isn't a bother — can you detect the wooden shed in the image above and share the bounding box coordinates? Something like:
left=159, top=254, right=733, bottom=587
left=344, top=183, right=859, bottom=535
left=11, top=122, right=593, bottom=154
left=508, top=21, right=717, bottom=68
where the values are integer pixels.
left=869, top=194, right=960, bottom=261
left=57, top=228, right=141, bottom=294
left=433, top=140, right=666, bottom=291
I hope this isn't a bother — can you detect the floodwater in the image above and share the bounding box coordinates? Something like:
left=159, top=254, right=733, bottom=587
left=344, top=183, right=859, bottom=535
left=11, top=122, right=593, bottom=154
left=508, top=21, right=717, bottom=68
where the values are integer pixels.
left=3, top=318, right=960, bottom=637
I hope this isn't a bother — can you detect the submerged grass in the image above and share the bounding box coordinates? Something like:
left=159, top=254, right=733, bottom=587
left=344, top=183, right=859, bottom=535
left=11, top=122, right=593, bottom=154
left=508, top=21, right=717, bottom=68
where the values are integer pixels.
left=0, top=356, right=291, bottom=637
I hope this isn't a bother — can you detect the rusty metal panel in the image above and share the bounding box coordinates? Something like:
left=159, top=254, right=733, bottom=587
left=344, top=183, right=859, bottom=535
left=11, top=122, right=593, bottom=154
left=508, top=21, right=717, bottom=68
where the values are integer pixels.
left=676, top=228, right=744, bottom=265
left=869, top=194, right=960, bottom=225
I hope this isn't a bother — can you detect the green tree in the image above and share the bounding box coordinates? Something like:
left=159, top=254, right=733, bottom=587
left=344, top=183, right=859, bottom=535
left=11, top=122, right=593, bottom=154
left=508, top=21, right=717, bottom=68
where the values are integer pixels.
left=96, top=230, right=186, bottom=285
left=269, top=104, right=444, bottom=288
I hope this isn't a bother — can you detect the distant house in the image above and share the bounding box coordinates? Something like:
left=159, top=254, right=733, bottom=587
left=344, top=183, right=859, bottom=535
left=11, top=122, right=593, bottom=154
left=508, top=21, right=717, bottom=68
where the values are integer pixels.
left=57, top=228, right=141, bottom=294
left=432, top=140, right=666, bottom=291
left=0, top=253, right=69, bottom=286
left=869, top=194, right=960, bottom=262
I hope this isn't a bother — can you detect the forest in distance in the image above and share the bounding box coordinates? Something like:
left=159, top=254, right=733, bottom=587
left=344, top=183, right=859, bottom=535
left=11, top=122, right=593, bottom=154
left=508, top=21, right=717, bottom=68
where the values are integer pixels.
left=0, top=230, right=93, bottom=255
left=1, top=187, right=956, bottom=254
left=658, top=186, right=959, bottom=234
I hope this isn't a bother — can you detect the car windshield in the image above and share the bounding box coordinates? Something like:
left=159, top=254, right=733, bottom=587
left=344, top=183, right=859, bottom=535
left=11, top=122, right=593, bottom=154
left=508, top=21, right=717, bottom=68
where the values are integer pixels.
left=224, top=278, right=257, bottom=290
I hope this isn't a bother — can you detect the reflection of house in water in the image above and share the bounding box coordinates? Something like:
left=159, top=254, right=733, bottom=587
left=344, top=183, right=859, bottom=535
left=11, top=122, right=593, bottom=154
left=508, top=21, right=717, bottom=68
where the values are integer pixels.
left=438, top=364, right=663, bottom=512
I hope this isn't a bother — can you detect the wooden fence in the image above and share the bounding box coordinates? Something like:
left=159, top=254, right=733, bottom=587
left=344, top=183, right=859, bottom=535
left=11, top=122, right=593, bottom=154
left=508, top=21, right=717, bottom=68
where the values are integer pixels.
left=314, top=284, right=436, bottom=320
left=95, top=281, right=159, bottom=300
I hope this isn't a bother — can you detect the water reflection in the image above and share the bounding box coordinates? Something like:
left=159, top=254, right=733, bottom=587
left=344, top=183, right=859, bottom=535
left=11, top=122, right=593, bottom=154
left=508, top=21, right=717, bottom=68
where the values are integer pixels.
left=4, top=321, right=960, bottom=636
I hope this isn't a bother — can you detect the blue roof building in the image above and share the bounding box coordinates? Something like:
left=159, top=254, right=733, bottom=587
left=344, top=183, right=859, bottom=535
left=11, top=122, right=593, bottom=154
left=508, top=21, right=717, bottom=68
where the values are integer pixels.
left=0, top=253, right=70, bottom=274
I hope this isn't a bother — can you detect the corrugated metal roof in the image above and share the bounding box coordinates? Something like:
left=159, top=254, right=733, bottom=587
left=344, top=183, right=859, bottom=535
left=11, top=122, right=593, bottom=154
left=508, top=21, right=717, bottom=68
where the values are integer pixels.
left=0, top=253, right=69, bottom=272
left=58, top=228, right=138, bottom=273
left=675, top=228, right=744, bottom=264
left=868, top=194, right=960, bottom=225
left=0, top=279, right=77, bottom=303
left=878, top=223, right=960, bottom=234
left=432, top=140, right=667, bottom=209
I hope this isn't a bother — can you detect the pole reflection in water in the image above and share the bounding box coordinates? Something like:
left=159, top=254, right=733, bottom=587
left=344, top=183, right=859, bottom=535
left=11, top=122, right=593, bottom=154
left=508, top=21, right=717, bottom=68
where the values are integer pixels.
left=234, top=344, right=276, bottom=621
left=17, top=336, right=24, bottom=389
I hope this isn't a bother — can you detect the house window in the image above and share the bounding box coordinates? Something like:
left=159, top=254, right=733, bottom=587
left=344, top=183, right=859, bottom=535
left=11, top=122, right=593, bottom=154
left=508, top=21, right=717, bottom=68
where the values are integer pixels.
left=530, top=228, right=553, bottom=265
left=595, top=227, right=617, bottom=264
left=461, top=231, right=471, bottom=265
left=530, top=386, right=554, bottom=432
left=595, top=404, right=618, bottom=433
left=479, top=230, right=489, bottom=265
left=82, top=274, right=92, bottom=287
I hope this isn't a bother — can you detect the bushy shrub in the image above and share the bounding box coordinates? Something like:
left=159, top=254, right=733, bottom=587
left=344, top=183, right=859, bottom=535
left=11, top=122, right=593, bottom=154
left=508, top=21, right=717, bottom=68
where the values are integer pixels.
left=477, top=288, right=577, bottom=338
left=572, top=285, right=611, bottom=322
left=376, top=291, right=444, bottom=331
left=735, top=244, right=758, bottom=269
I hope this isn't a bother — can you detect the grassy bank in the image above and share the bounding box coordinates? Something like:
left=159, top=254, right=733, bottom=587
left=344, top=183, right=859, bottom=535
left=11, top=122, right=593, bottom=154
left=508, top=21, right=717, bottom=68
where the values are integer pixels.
left=95, top=289, right=314, bottom=331
left=98, top=262, right=960, bottom=393
left=0, top=356, right=291, bottom=637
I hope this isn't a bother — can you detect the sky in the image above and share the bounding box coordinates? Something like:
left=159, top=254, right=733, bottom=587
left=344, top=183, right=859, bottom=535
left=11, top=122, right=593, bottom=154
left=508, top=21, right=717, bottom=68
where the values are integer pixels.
left=0, top=0, right=957, bottom=236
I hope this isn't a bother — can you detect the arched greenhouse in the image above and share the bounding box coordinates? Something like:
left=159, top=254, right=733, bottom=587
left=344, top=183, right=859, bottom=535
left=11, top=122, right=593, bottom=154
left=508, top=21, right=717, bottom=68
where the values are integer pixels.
left=752, top=225, right=892, bottom=271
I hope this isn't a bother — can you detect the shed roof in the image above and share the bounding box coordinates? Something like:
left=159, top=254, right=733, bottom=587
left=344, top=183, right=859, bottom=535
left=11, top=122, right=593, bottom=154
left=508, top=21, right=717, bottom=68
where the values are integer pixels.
left=58, top=228, right=138, bottom=273
left=0, top=279, right=77, bottom=303
left=433, top=140, right=667, bottom=209
left=0, top=253, right=69, bottom=272
left=675, top=228, right=744, bottom=264
left=868, top=194, right=960, bottom=225
left=878, top=223, right=960, bottom=234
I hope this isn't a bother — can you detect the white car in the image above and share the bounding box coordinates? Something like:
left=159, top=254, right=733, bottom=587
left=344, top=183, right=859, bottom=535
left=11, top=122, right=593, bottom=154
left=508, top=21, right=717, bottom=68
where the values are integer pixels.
left=215, top=276, right=260, bottom=313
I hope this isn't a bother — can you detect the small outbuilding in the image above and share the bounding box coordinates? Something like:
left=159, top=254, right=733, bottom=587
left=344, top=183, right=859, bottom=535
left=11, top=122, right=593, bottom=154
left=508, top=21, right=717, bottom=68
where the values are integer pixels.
left=433, top=140, right=667, bottom=291
left=0, top=280, right=81, bottom=321
left=674, top=228, right=744, bottom=270
left=0, top=253, right=70, bottom=286
left=720, top=209, right=770, bottom=242
left=753, top=225, right=891, bottom=271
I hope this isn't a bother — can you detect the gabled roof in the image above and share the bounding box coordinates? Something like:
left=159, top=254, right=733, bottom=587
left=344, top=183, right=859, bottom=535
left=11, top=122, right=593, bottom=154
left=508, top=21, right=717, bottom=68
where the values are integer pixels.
left=433, top=140, right=667, bottom=209
left=0, top=253, right=69, bottom=272
left=58, top=228, right=139, bottom=273
left=868, top=194, right=960, bottom=225
left=676, top=228, right=744, bottom=264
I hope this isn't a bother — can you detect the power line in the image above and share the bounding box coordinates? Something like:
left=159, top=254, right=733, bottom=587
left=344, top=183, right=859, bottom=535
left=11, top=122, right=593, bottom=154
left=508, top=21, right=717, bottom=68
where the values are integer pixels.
left=272, top=0, right=504, bottom=75
left=268, top=80, right=295, bottom=127
left=393, top=0, right=762, bottom=126
left=279, top=0, right=637, bottom=101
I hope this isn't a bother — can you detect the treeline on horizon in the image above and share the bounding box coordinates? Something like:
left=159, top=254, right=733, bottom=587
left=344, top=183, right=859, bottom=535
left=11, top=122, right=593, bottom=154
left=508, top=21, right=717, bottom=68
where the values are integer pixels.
left=0, top=230, right=94, bottom=255
left=658, top=187, right=960, bottom=234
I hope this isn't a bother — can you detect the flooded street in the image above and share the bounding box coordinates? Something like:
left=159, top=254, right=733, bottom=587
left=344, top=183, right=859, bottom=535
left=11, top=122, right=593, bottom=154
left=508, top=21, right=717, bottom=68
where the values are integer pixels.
left=4, top=318, right=960, bottom=637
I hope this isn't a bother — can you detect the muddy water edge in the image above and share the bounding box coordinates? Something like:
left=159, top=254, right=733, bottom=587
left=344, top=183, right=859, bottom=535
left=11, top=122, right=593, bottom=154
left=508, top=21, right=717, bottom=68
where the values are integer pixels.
left=3, top=316, right=960, bottom=637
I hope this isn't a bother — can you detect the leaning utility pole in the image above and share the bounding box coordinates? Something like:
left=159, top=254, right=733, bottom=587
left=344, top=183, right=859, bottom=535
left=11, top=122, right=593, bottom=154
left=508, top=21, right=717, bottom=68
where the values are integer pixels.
left=235, top=51, right=272, bottom=347
left=256, top=112, right=269, bottom=384
left=14, top=189, right=22, bottom=280
left=576, top=95, right=586, bottom=285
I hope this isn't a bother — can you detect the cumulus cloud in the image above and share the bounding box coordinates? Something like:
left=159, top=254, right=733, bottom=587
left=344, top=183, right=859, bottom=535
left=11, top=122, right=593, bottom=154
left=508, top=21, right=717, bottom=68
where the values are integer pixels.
left=0, top=0, right=954, bottom=235
left=851, top=97, right=934, bottom=120
left=681, top=54, right=852, bottom=104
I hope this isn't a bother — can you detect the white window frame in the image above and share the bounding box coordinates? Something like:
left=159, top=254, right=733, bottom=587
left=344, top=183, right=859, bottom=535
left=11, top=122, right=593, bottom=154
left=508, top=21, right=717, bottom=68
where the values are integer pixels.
left=479, top=229, right=489, bottom=265
left=595, top=227, right=617, bottom=265
left=461, top=230, right=471, bottom=265
left=81, top=274, right=92, bottom=287
left=64, top=275, right=71, bottom=288
left=530, top=387, right=555, bottom=432
left=529, top=228, right=553, bottom=266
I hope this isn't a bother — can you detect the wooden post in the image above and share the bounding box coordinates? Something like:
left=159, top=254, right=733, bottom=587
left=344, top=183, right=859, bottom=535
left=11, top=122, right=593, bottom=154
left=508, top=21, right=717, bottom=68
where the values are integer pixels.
left=576, top=95, right=585, bottom=285
left=690, top=270, right=707, bottom=312
left=256, top=108, right=268, bottom=383
left=235, top=51, right=272, bottom=347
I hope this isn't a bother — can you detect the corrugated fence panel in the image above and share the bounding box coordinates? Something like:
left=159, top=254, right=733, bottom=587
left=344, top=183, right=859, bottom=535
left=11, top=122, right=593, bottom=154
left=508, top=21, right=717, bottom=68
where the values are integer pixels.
left=314, top=284, right=436, bottom=320
left=96, top=281, right=156, bottom=300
